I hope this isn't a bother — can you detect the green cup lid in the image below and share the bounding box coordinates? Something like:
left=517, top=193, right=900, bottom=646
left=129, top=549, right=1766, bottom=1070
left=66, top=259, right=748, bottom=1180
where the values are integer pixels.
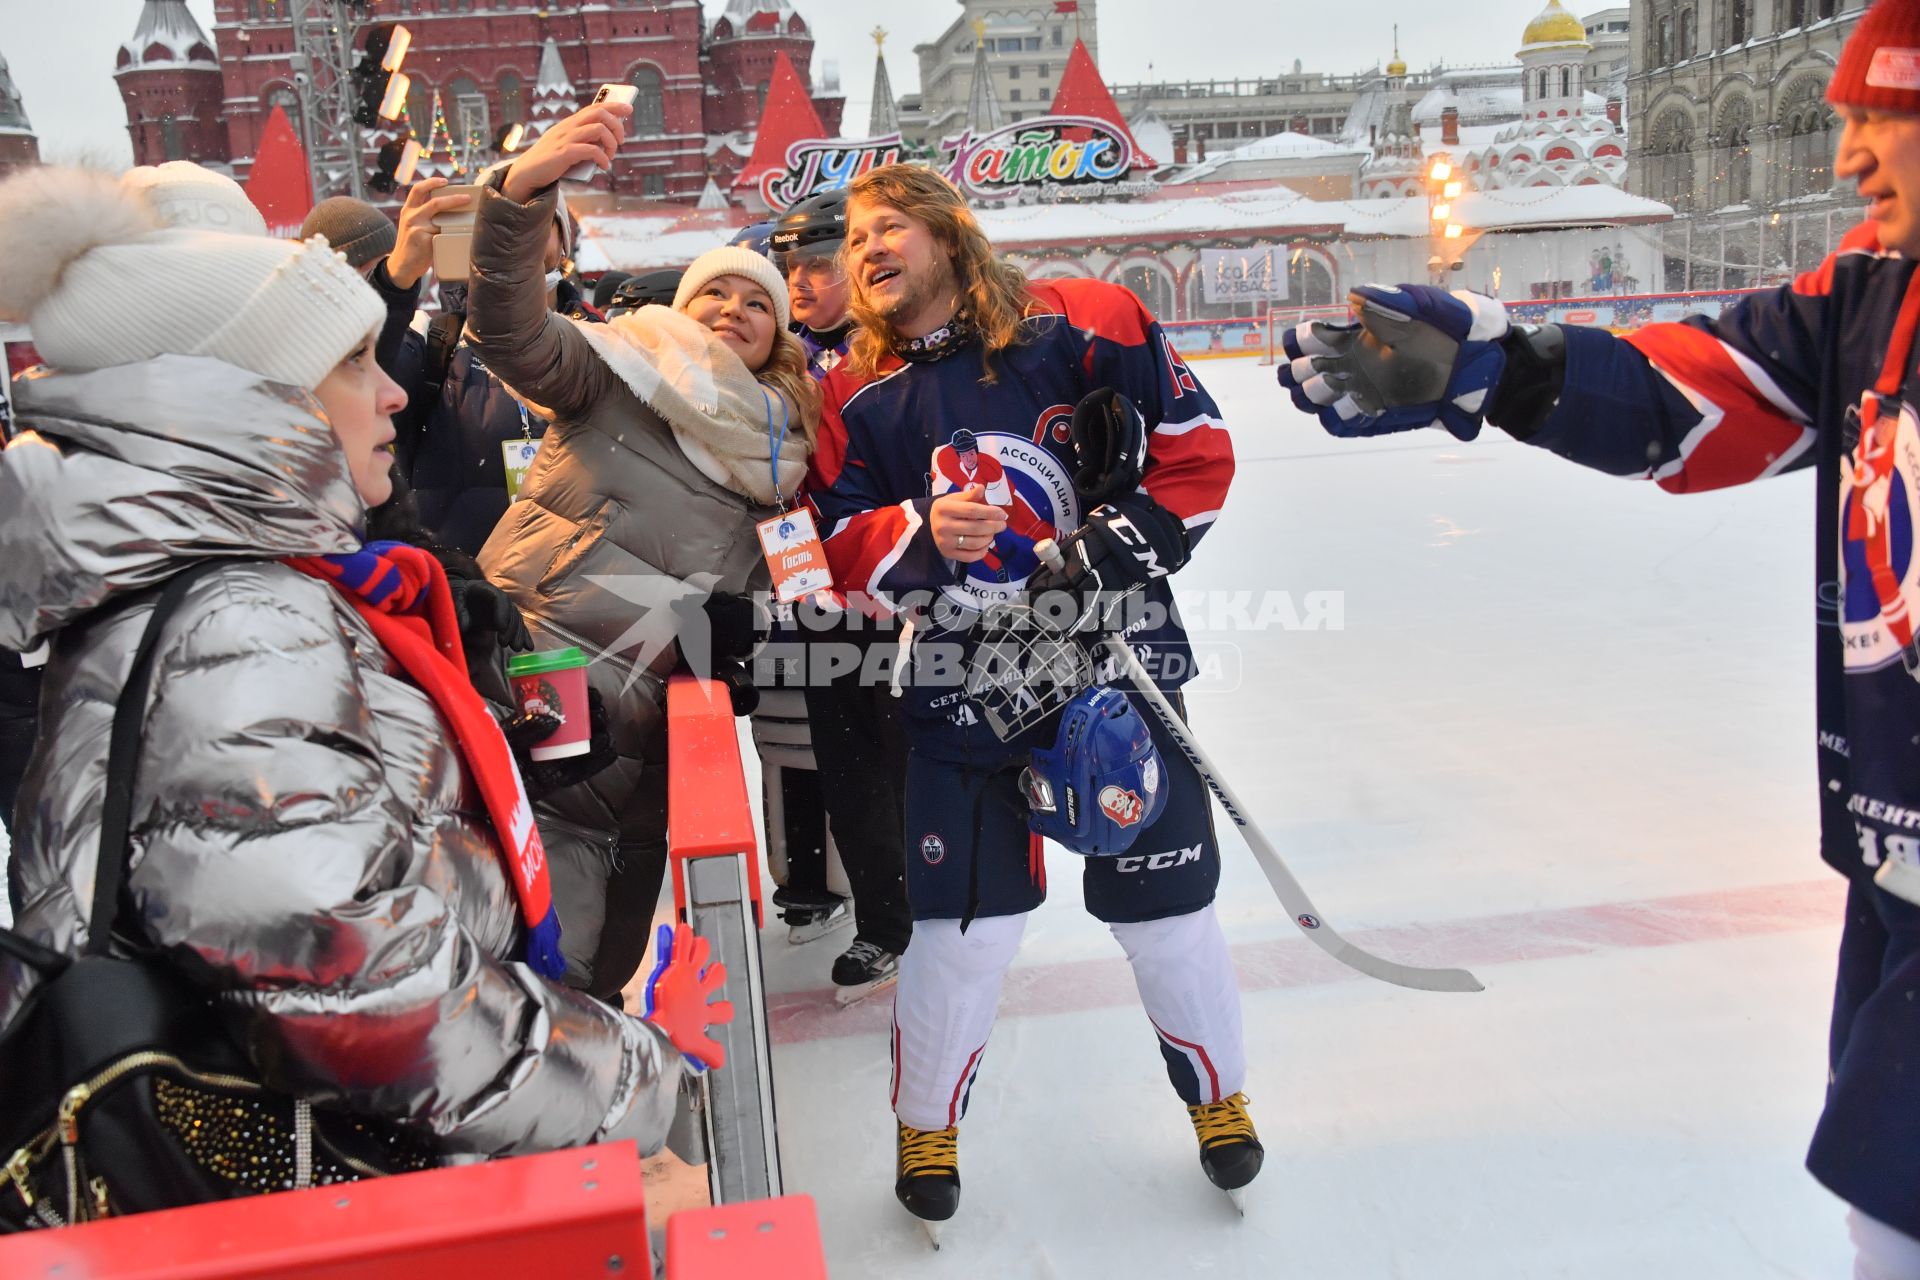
left=507, top=646, right=589, bottom=677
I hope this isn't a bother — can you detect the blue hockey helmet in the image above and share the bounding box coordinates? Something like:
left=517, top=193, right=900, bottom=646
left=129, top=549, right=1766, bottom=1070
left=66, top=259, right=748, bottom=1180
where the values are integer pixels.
left=1019, top=686, right=1169, bottom=856
left=728, top=220, right=775, bottom=258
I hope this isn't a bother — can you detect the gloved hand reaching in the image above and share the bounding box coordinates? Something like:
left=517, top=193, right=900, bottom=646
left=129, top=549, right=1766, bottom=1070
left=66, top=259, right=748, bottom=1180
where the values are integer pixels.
left=1277, top=285, right=1511, bottom=441
left=642, top=923, right=735, bottom=1072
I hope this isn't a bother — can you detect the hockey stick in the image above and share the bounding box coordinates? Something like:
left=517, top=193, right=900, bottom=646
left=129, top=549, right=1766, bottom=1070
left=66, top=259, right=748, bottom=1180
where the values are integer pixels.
left=1035, top=542, right=1484, bottom=994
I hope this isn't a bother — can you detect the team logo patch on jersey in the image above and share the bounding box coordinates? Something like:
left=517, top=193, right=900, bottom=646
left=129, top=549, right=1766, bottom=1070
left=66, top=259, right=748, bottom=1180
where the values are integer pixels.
left=920, top=832, right=947, bottom=865
left=1098, top=784, right=1145, bottom=827
left=928, top=429, right=1080, bottom=606
left=1840, top=395, right=1920, bottom=676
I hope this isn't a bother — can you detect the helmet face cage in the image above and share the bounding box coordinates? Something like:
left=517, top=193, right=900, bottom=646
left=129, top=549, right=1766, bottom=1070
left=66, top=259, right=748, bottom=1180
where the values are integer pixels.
left=964, top=606, right=1097, bottom=742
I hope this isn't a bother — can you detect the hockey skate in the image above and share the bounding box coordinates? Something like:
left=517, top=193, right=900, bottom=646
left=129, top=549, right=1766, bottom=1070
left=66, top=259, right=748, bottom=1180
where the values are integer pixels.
left=831, top=939, right=899, bottom=1006
left=1187, top=1092, right=1263, bottom=1215
left=896, top=1121, right=960, bottom=1249
left=772, top=884, right=851, bottom=946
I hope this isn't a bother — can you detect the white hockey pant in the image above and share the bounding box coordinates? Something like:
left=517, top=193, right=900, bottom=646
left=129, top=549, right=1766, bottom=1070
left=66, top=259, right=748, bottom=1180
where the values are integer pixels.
left=890, top=904, right=1246, bottom=1132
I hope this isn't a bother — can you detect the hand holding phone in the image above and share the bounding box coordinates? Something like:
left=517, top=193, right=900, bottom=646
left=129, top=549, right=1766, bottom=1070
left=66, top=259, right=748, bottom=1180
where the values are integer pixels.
left=500, top=89, right=634, bottom=202
left=565, top=84, right=639, bottom=182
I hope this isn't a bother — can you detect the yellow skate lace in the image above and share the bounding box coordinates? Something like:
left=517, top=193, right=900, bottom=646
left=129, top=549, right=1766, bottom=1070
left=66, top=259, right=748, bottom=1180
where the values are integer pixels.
left=1187, top=1092, right=1257, bottom=1150
left=897, top=1123, right=959, bottom=1178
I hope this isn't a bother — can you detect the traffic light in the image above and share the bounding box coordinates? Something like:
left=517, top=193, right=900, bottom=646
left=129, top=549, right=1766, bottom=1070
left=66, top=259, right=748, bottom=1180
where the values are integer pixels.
left=352, top=22, right=412, bottom=129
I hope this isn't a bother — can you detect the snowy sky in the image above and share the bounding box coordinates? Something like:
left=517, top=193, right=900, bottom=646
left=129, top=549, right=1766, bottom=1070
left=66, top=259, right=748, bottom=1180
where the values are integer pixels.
left=6, top=0, right=1564, bottom=168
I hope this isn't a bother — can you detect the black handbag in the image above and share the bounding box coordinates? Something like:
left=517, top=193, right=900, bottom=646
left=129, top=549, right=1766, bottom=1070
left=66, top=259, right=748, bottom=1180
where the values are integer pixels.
left=0, top=562, right=434, bottom=1232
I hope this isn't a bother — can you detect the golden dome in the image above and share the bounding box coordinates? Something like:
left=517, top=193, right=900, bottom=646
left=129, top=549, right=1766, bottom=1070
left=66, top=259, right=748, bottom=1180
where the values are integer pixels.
left=1387, top=55, right=1407, bottom=77
left=1519, top=0, right=1591, bottom=51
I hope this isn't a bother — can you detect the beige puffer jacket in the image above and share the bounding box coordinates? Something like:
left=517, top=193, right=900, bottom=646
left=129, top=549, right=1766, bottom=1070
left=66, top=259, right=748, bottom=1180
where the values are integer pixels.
left=0, top=355, right=684, bottom=1161
left=467, top=179, right=806, bottom=991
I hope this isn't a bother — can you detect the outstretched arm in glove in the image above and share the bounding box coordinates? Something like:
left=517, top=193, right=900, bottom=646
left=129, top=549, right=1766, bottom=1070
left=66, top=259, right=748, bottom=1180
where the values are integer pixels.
left=1278, top=285, right=1567, bottom=441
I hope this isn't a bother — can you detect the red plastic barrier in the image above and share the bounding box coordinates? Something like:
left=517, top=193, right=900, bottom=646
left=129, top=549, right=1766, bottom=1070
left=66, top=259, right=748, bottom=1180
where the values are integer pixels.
left=664, top=1194, right=827, bottom=1279
left=0, top=1142, right=648, bottom=1279
left=666, top=674, right=764, bottom=927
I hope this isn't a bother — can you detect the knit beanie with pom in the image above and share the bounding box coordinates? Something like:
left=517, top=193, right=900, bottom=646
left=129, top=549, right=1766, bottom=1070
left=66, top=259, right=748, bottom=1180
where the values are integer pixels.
left=121, top=161, right=269, bottom=237
left=1830, top=0, right=1920, bottom=113
left=672, top=245, right=791, bottom=331
left=0, top=166, right=382, bottom=391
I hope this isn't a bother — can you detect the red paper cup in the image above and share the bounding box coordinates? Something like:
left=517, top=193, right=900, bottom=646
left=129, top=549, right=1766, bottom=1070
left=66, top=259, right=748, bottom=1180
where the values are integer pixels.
left=506, top=647, right=591, bottom=761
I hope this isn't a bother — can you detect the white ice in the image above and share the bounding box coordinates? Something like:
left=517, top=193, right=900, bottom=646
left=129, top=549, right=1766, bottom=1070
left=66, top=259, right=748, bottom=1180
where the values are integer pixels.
left=753, top=357, right=1852, bottom=1278
left=0, top=356, right=1852, bottom=1276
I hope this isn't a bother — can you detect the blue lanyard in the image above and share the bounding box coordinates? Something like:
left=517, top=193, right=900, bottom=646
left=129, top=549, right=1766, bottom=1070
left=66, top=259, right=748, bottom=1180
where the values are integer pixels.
left=760, top=383, right=791, bottom=510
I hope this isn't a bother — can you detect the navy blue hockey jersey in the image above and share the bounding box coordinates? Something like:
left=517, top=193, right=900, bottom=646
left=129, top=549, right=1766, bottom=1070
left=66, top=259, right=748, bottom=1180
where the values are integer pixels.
left=807, top=278, right=1234, bottom=763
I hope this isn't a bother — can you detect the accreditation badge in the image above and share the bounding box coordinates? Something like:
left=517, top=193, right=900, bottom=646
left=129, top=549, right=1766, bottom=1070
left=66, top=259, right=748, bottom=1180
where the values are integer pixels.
left=502, top=437, right=542, bottom=500
left=756, top=507, right=834, bottom=604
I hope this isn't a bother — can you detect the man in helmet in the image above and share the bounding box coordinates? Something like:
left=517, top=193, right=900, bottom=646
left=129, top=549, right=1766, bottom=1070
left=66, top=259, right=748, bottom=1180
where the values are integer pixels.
left=765, top=189, right=915, bottom=994
left=771, top=190, right=854, bottom=378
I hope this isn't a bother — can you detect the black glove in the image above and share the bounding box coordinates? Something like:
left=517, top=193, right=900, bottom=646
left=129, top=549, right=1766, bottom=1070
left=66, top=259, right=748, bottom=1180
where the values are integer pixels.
left=670, top=589, right=767, bottom=662
left=715, top=659, right=760, bottom=716
left=1027, top=495, right=1189, bottom=632
left=447, top=575, right=534, bottom=653
left=1068, top=387, right=1148, bottom=505
left=504, top=687, right=616, bottom=802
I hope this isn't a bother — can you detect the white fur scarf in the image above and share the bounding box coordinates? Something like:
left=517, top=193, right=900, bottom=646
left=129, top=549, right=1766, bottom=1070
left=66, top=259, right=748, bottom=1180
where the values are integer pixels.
left=570, top=307, right=809, bottom=506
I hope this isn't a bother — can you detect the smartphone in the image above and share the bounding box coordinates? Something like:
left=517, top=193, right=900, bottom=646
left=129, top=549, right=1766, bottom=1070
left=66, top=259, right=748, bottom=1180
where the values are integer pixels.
left=564, top=83, right=639, bottom=182
left=432, top=231, right=473, bottom=283
left=430, top=183, right=482, bottom=232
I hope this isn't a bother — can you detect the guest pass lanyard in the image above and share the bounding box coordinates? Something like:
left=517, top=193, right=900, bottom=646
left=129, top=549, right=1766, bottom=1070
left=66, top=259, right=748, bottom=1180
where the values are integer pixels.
left=501, top=403, right=541, bottom=500
left=752, top=387, right=833, bottom=604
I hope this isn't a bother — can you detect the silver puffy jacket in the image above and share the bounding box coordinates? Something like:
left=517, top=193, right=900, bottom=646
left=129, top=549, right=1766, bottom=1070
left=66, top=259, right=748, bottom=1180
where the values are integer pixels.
left=0, top=355, right=683, bottom=1159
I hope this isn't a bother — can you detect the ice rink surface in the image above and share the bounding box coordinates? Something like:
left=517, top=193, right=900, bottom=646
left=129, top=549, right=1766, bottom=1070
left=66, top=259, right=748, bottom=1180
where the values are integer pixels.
left=0, top=356, right=1855, bottom=1276
left=754, top=357, right=1854, bottom=1278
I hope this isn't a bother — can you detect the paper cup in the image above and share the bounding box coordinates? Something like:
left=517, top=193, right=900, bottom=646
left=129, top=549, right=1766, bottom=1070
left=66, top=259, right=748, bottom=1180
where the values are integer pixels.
left=506, top=647, right=591, bottom=761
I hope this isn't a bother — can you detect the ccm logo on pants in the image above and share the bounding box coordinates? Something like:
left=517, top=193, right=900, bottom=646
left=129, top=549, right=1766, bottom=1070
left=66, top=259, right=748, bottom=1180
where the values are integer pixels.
left=1114, top=844, right=1203, bottom=873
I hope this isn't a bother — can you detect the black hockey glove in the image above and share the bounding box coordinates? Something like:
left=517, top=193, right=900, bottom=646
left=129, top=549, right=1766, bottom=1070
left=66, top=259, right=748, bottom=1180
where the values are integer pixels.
left=1027, top=494, right=1189, bottom=632
left=504, top=686, right=616, bottom=802
left=1068, top=387, right=1148, bottom=505
left=447, top=575, right=534, bottom=654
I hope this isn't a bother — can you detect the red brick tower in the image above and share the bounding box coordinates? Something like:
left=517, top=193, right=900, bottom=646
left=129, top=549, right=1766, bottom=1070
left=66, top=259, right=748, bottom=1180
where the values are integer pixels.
left=116, top=1, right=229, bottom=168
left=703, top=0, right=844, bottom=140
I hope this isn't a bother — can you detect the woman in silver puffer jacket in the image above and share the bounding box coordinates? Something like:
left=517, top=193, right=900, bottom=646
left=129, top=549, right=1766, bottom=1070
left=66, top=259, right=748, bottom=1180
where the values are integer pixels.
left=0, top=166, right=708, bottom=1179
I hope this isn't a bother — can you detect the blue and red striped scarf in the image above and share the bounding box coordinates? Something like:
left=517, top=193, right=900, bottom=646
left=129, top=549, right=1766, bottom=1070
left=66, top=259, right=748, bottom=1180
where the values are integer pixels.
left=285, top=541, right=565, bottom=980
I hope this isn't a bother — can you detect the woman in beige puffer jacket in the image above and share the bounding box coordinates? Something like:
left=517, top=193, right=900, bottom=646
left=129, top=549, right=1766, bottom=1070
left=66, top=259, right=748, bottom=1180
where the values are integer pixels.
left=470, top=101, right=818, bottom=998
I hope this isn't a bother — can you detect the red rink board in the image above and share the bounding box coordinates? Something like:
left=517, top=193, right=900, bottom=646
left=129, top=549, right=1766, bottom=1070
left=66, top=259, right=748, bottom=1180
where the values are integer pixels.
left=0, top=1142, right=648, bottom=1279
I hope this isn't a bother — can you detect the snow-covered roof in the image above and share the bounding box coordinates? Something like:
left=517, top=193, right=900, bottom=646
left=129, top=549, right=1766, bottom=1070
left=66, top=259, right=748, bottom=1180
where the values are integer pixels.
left=1168, top=131, right=1372, bottom=186
left=534, top=37, right=573, bottom=97
left=117, top=0, right=218, bottom=72
left=573, top=182, right=1674, bottom=270
left=723, top=0, right=798, bottom=19
left=696, top=179, right=731, bottom=212
left=1412, top=84, right=1524, bottom=126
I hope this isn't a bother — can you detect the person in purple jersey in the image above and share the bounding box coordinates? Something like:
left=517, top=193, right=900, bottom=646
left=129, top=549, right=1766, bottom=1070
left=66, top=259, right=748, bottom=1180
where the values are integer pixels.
left=1278, top=3, right=1920, bottom=1272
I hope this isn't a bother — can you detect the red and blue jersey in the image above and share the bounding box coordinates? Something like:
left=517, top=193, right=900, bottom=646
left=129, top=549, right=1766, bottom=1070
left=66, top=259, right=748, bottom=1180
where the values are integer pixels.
left=1523, top=220, right=1913, bottom=886
left=807, top=278, right=1234, bottom=761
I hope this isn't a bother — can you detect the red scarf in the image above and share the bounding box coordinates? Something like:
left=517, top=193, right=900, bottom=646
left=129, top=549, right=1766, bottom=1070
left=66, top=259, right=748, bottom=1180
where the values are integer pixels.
left=286, top=543, right=565, bottom=979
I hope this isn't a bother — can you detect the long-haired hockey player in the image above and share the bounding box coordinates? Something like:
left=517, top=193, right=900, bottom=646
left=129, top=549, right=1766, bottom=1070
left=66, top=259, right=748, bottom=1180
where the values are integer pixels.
left=807, top=164, right=1258, bottom=1241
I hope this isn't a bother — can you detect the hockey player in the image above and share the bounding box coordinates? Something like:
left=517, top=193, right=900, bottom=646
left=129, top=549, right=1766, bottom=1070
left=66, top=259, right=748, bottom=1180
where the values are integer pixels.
left=772, top=190, right=856, bottom=378
left=1278, top=3, right=1920, bottom=1270
left=809, top=164, right=1258, bottom=1237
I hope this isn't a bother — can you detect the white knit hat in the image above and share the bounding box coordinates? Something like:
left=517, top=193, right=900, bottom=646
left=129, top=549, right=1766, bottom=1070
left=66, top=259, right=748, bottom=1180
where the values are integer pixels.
left=121, top=161, right=269, bottom=237
left=0, top=166, right=382, bottom=391
left=672, top=245, right=790, bottom=331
